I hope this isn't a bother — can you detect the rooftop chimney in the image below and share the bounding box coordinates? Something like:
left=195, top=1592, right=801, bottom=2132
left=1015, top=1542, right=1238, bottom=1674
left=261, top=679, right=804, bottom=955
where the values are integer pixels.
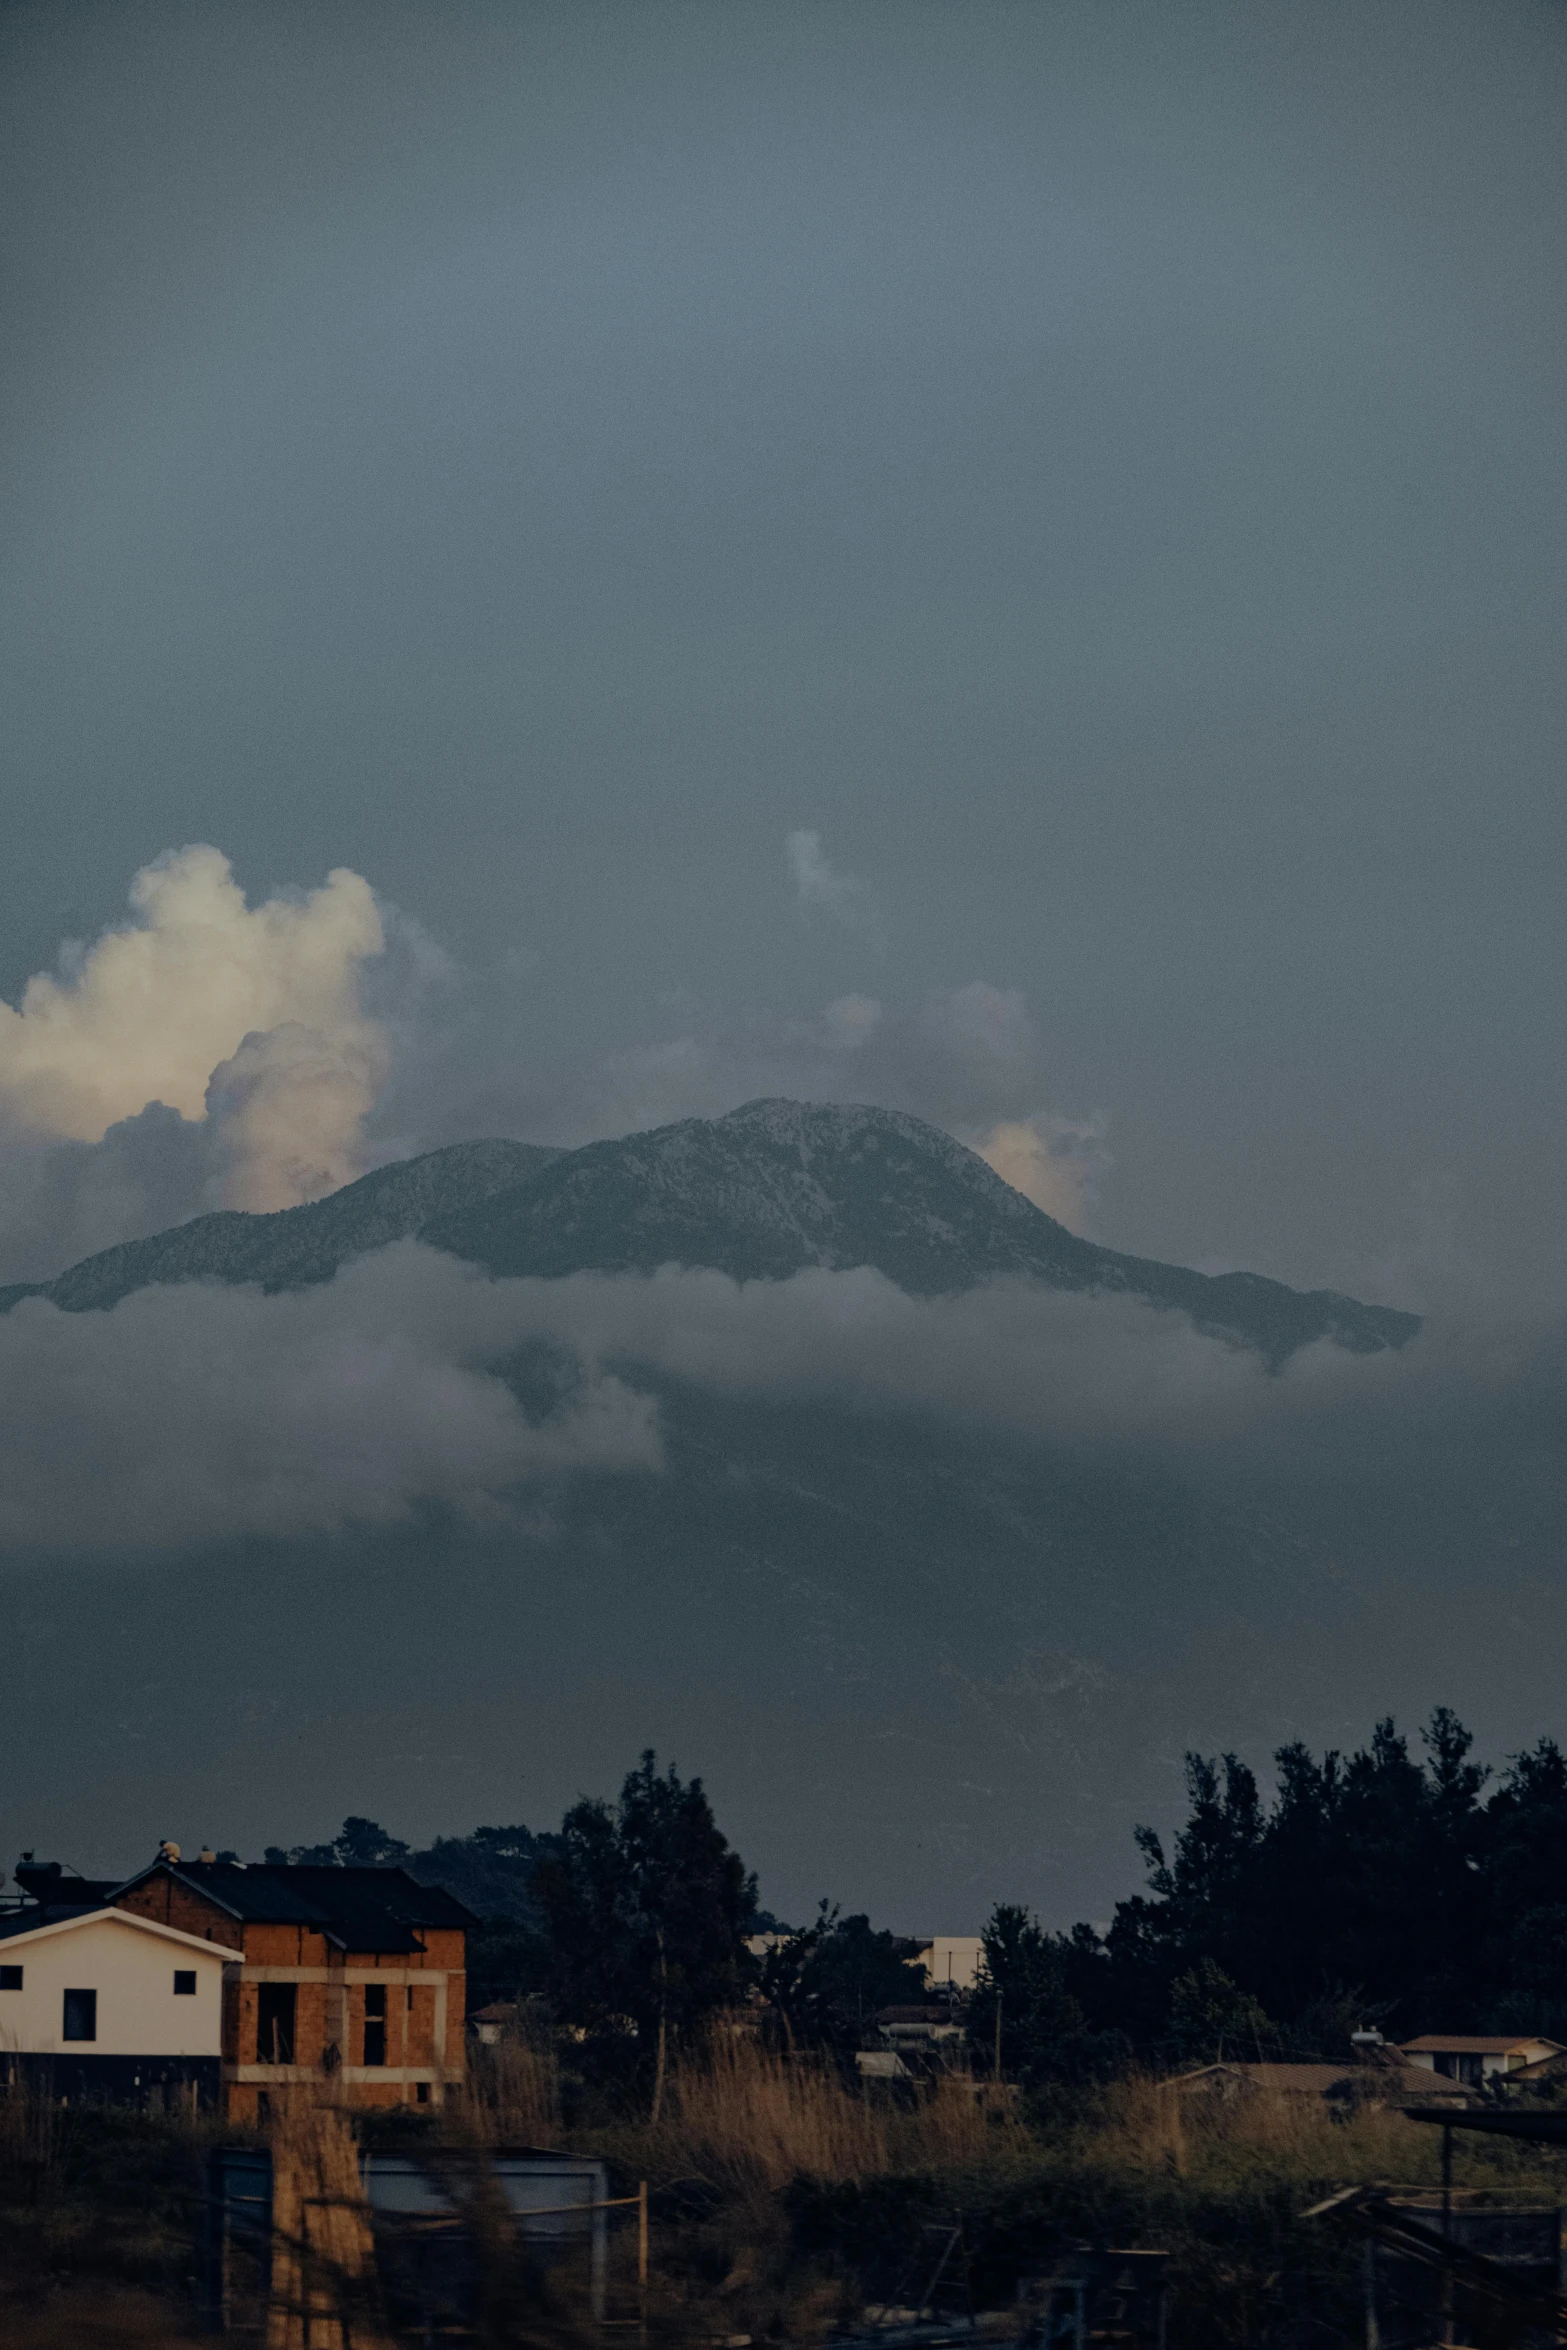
left=157, top=1839, right=180, bottom=1864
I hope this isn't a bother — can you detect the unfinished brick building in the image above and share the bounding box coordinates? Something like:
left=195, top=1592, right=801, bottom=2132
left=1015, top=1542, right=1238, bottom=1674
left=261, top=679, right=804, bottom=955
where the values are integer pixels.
left=111, top=1857, right=474, bottom=2120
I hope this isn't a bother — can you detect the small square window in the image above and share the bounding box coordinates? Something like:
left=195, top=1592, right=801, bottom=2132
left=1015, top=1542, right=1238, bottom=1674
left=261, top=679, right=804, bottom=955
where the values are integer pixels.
left=173, top=1970, right=197, bottom=1996
left=0, top=1966, right=21, bottom=1991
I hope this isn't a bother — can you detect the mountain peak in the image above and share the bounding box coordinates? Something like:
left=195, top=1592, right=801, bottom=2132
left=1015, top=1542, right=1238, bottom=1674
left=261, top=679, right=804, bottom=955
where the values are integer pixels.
left=1, top=1101, right=1418, bottom=1364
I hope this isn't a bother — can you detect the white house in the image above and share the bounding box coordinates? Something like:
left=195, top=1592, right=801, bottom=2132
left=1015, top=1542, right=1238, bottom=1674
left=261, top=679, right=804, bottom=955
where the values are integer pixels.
left=1399, top=2034, right=1564, bottom=2086
left=0, top=1905, right=228, bottom=2107
left=917, top=1936, right=985, bottom=1993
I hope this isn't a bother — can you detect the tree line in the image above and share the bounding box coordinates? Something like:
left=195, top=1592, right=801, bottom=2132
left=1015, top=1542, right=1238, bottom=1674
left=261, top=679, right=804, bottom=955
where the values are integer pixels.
left=265, top=1708, right=1567, bottom=2093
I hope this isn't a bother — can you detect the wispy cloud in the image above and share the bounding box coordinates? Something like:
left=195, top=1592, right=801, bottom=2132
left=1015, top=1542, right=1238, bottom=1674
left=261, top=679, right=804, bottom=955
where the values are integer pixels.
left=785, top=829, right=880, bottom=939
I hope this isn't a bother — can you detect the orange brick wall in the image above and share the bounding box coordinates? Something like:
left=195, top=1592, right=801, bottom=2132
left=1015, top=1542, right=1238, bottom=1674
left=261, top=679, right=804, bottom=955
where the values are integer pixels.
left=115, top=1872, right=467, bottom=2107
left=408, top=1983, right=437, bottom=2069
left=113, top=1874, right=243, bottom=1950
left=243, top=1922, right=334, bottom=1969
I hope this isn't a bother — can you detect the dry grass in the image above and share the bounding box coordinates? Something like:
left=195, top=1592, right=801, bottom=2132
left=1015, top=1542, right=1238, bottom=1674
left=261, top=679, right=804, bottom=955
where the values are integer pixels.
left=12, top=2044, right=1567, bottom=2347
left=660, top=2036, right=887, bottom=2194
left=883, top=2074, right=1025, bottom=2175
left=464, top=2032, right=564, bottom=2149
left=1085, top=2068, right=1567, bottom=2204
left=0, top=2285, right=202, bottom=2348
left=563, top=2034, right=1029, bottom=2217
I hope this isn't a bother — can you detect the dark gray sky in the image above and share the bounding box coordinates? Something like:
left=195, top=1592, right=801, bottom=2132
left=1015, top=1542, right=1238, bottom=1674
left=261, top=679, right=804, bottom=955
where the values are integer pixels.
left=5, top=0, right=1566, bottom=1299
left=4, top=1, right=1567, bottom=1917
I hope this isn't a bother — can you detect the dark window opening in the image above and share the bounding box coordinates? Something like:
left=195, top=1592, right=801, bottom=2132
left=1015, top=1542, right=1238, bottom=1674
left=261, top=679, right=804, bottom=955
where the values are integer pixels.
left=0, top=1967, right=21, bottom=1991
left=63, top=1988, right=97, bottom=2042
left=173, top=1970, right=196, bottom=1996
left=257, top=1983, right=296, bottom=2065
left=257, top=2091, right=272, bottom=2123
left=415, top=2081, right=430, bottom=2104
left=363, top=1983, right=387, bottom=2067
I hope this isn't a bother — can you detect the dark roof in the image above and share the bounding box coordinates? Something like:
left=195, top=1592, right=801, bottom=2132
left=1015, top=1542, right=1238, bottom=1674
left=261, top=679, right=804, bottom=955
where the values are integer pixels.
left=13, top=1862, right=120, bottom=1909
left=0, top=1902, right=106, bottom=1942
left=262, top=1866, right=477, bottom=1943
left=110, top=1862, right=477, bottom=1954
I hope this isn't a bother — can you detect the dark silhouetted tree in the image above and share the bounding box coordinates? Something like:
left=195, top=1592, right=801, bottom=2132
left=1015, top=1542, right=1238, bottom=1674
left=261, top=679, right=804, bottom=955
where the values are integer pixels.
left=757, top=1904, right=926, bottom=2058
left=532, top=1752, right=756, bottom=2117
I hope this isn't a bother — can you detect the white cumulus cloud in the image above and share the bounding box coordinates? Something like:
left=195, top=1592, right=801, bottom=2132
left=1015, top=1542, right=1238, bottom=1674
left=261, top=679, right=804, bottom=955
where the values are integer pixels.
left=0, top=845, right=389, bottom=1212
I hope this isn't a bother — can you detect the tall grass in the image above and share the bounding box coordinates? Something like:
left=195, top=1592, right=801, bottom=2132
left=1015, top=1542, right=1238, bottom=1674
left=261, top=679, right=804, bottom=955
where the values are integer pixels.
left=556, top=2034, right=1026, bottom=2207
left=9, top=2041, right=1567, bottom=2345
left=660, top=2036, right=886, bottom=2194
left=464, top=2033, right=563, bottom=2149
left=1087, top=2068, right=1567, bottom=2202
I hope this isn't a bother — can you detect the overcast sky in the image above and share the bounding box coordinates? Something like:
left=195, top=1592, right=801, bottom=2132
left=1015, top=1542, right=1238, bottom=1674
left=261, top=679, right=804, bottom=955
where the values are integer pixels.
left=5, top=0, right=1566, bottom=1302
left=4, top=2, right=1567, bottom=1909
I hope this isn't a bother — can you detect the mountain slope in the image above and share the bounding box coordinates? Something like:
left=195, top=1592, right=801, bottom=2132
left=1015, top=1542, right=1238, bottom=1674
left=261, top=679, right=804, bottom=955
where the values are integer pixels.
left=0, top=1138, right=561, bottom=1316
left=424, top=1099, right=1417, bottom=1360
left=0, top=1099, right=1416, bottom=1360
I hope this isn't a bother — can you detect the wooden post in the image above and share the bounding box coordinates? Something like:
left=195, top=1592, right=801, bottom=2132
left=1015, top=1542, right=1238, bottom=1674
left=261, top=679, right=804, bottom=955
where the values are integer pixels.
left=994, top=1991, right=1003, bottom=2084
left=638, top=2179, right=649, bottom=2344
left=1440, top=2122, right=1454, bottom=2348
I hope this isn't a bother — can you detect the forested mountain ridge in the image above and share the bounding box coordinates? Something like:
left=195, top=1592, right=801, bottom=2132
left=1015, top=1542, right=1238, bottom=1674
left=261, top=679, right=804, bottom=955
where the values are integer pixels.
left=0, top=1099, right=1415, bottom=1361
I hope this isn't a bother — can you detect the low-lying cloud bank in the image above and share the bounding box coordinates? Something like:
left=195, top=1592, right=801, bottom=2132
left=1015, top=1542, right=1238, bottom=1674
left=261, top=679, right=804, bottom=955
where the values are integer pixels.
left=0, top=1248, right=659, bottom=1557
left=0, top=1243, right=1558, bottom=1562
left=504, top=1261, right=1560, bottom=1482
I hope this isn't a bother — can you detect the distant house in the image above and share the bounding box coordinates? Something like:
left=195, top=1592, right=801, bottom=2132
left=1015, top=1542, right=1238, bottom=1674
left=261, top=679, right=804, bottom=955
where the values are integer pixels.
left=1498, top=2046, right=1567, bottom=2088
left=1399, top=2034, right=1563, bottom=2085
left=1166, top=2060, right=1471, bottom=2107
left=916, top=1937, right=985, bottom=1992
left=852, top=2002, right=968, bottom=2083
left=469, top=2000, right=521, bottom=2047
left=108, top=1851, right=475, bottom=2120
left=0, top=1905, right=226, bottom=2106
